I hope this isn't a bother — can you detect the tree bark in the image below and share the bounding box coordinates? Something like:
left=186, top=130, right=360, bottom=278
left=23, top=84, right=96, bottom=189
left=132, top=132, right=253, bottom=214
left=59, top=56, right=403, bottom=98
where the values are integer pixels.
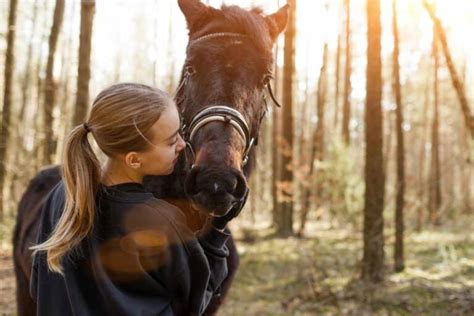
left=43, top=0, right=65, bottom=165
left=72, top=0, right=96, bottom=126
left=341, top=0, right=352, bottom=145
left=362, top=0, right=385, bottom=283
left=0, top=0, right=18, bottom=220
left=275, top=0, right=296, bottom=237
left=423, top=1, right=474, bottom=139
left=392, top=0, right=405, bottom=273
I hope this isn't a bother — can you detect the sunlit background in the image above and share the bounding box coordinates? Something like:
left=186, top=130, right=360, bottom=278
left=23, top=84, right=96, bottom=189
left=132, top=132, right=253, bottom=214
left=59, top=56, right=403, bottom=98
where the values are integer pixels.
left=4, top=0, right=473, bottom=153
left=1, top=0, right=474, bottom=314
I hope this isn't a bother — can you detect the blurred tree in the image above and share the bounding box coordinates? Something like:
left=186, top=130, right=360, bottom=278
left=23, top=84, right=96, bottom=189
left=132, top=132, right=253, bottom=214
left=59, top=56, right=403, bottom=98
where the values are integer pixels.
left=72, top=0, right=96, bottom=127
left=416, top=77, right=430, bottom=232
left=9, top=0, right=41, bottom=204
left=43, top=0, right=65, bottom=165
left=298, top=42, right=328, bottom=236
left=57, top=2, right=77, bottom=159
left=0, top=0, right=18, bottom=220
left=34, top=1, right=52, bottom=171
left=362, top=0, right=385, bottom=282
left=423, top=1, right=474, bottom=139
left=392, top=0, right=405, bottom=273
left=429, top=20, right=442, bottom=225
left=275, top=0, right=296, bottom=237
left=19, top=0, right=40, bottom=124
left=341, top=0, right=352, bottom=145
left=334, top=31, right=341, bottom=129
left=272, top=0, right=282, bottom=228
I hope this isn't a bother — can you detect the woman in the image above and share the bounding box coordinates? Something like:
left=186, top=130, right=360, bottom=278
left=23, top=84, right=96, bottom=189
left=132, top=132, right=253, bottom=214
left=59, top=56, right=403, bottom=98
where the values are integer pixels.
left=30, top=83, right=239, bottom=316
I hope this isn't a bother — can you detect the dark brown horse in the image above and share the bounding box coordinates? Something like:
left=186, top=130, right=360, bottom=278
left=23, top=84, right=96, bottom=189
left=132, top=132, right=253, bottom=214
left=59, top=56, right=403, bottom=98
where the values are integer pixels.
left=13, top=0, right=288, bottom=315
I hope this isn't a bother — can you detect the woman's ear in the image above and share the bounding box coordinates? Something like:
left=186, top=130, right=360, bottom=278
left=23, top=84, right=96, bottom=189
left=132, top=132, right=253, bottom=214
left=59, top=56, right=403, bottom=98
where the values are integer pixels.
left=124, top=152, right=142, bottom=169
left=265, top=4, right=290, bottom=40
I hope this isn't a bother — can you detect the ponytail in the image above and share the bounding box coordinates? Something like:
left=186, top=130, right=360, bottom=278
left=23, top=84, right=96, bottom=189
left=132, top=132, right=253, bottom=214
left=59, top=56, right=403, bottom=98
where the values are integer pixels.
left=31, top=123, right=101, bottom=274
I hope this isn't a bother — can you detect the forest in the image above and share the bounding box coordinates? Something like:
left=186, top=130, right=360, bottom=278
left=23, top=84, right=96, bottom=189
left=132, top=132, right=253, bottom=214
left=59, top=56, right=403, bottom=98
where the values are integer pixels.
left=1, top=0, right=473, bottom=315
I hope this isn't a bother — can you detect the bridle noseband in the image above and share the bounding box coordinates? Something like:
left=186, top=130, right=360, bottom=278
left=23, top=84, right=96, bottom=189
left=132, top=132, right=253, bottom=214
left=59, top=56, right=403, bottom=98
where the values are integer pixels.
left=181, top=105, right=255, bottom=167
left=175, top=32, right=281, bottom=169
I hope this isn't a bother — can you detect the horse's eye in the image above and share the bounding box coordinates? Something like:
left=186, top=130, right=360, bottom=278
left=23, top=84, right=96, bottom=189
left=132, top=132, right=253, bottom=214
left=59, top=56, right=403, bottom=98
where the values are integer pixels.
left=186, top=65, right=196, bottom=75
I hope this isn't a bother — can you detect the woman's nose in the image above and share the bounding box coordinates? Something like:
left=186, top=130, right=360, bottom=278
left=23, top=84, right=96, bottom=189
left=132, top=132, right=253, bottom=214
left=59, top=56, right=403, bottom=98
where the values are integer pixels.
left=177, top=134, right=186, bottom=152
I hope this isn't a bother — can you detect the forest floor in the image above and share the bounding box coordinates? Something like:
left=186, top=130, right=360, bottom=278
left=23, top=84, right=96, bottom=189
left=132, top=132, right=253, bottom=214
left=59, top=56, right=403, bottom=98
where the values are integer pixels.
left=1, top=217, right=473, bottom=315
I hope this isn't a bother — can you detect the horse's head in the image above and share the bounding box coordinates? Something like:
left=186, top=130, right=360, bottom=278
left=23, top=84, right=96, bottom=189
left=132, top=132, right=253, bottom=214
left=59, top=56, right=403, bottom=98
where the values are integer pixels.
left=176, top=0, right=288, bottom=216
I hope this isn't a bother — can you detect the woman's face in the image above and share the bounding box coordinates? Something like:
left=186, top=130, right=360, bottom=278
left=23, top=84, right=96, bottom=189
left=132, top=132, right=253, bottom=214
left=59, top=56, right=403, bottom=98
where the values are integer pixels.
left=138, top=103, right=185, bottom=176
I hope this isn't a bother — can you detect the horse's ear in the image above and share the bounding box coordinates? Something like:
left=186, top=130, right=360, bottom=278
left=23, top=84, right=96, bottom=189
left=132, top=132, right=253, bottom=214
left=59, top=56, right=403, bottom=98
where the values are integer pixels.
left=265, top=4, right=289, bottom=40
left=178, top=0, right=209, bottom=30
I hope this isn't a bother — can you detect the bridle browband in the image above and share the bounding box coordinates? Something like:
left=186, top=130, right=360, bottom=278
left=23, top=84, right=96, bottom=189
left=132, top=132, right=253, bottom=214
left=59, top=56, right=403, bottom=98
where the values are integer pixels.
left=175, top=32, right=281, bottom=168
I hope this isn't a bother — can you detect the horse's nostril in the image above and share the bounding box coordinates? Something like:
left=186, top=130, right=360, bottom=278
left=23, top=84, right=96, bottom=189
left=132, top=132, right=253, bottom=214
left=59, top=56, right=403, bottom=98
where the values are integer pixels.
left=233, top=171, right=247, bottom=198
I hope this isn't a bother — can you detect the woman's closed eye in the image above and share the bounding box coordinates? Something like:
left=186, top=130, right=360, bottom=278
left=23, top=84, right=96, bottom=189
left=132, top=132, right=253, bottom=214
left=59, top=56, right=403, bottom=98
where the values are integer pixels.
left=169, top=137, right=178, bottom=146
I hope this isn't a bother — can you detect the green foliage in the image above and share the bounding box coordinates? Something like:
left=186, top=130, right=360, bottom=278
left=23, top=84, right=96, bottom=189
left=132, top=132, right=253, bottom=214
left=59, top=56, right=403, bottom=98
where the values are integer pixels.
left=320, top=139, right=365, bottom=228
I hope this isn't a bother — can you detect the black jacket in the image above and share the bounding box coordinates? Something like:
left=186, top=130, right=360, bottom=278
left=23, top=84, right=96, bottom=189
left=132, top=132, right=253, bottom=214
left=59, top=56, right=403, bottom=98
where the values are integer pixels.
left=30, top=182, right=230, bottom=316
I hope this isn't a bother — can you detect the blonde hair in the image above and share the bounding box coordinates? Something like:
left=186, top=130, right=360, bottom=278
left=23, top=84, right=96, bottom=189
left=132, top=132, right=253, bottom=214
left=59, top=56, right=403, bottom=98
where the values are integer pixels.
left=31, top=83, right=173, bottom=274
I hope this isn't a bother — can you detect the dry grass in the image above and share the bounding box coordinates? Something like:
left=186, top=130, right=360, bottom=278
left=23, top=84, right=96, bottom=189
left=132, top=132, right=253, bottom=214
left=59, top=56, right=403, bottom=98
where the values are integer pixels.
left=221, top=219, right=474, bottom=315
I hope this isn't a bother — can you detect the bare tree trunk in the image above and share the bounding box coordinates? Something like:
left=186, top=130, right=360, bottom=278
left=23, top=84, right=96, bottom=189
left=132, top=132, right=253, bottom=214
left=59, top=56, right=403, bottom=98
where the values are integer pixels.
left=32, top=1, right=51, bottom=171
left=43, top=0, right=65, bottom=165
left=19, top=0, right=40, bottom=122
left=56, top=1, right=77, bottom=160
left=334, top=32, right=342, bottom=129
left=459, top=121, right=472, bottom=213
left=416, top=77, right=430, bottom=232
left=0, top=0, right=18, bottom=220
left=275, top=0, right=296, bottom=237
left=298, top=43, right=328, bottom=236
left=392, top=0, right=405, bottom=273
left=362, top=0, right=385, bottom=283
left=341, top=0, right=352, bottom=145
left=166, top=3, right=176, bottom=93
left=429, top=22, right=442, bottom=225
left=383, top=111, right=393, bottom=178
left=423, top=1, right=474, bottom=139
left=72, top=0, right=96, bottom=126
left=272, top=0, right=282, bottom=228
left=296, top=70, right=310, bottom=216
left=9, top=0, right=40, bottom=205
left=459, top=62, right=471, bottom=214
